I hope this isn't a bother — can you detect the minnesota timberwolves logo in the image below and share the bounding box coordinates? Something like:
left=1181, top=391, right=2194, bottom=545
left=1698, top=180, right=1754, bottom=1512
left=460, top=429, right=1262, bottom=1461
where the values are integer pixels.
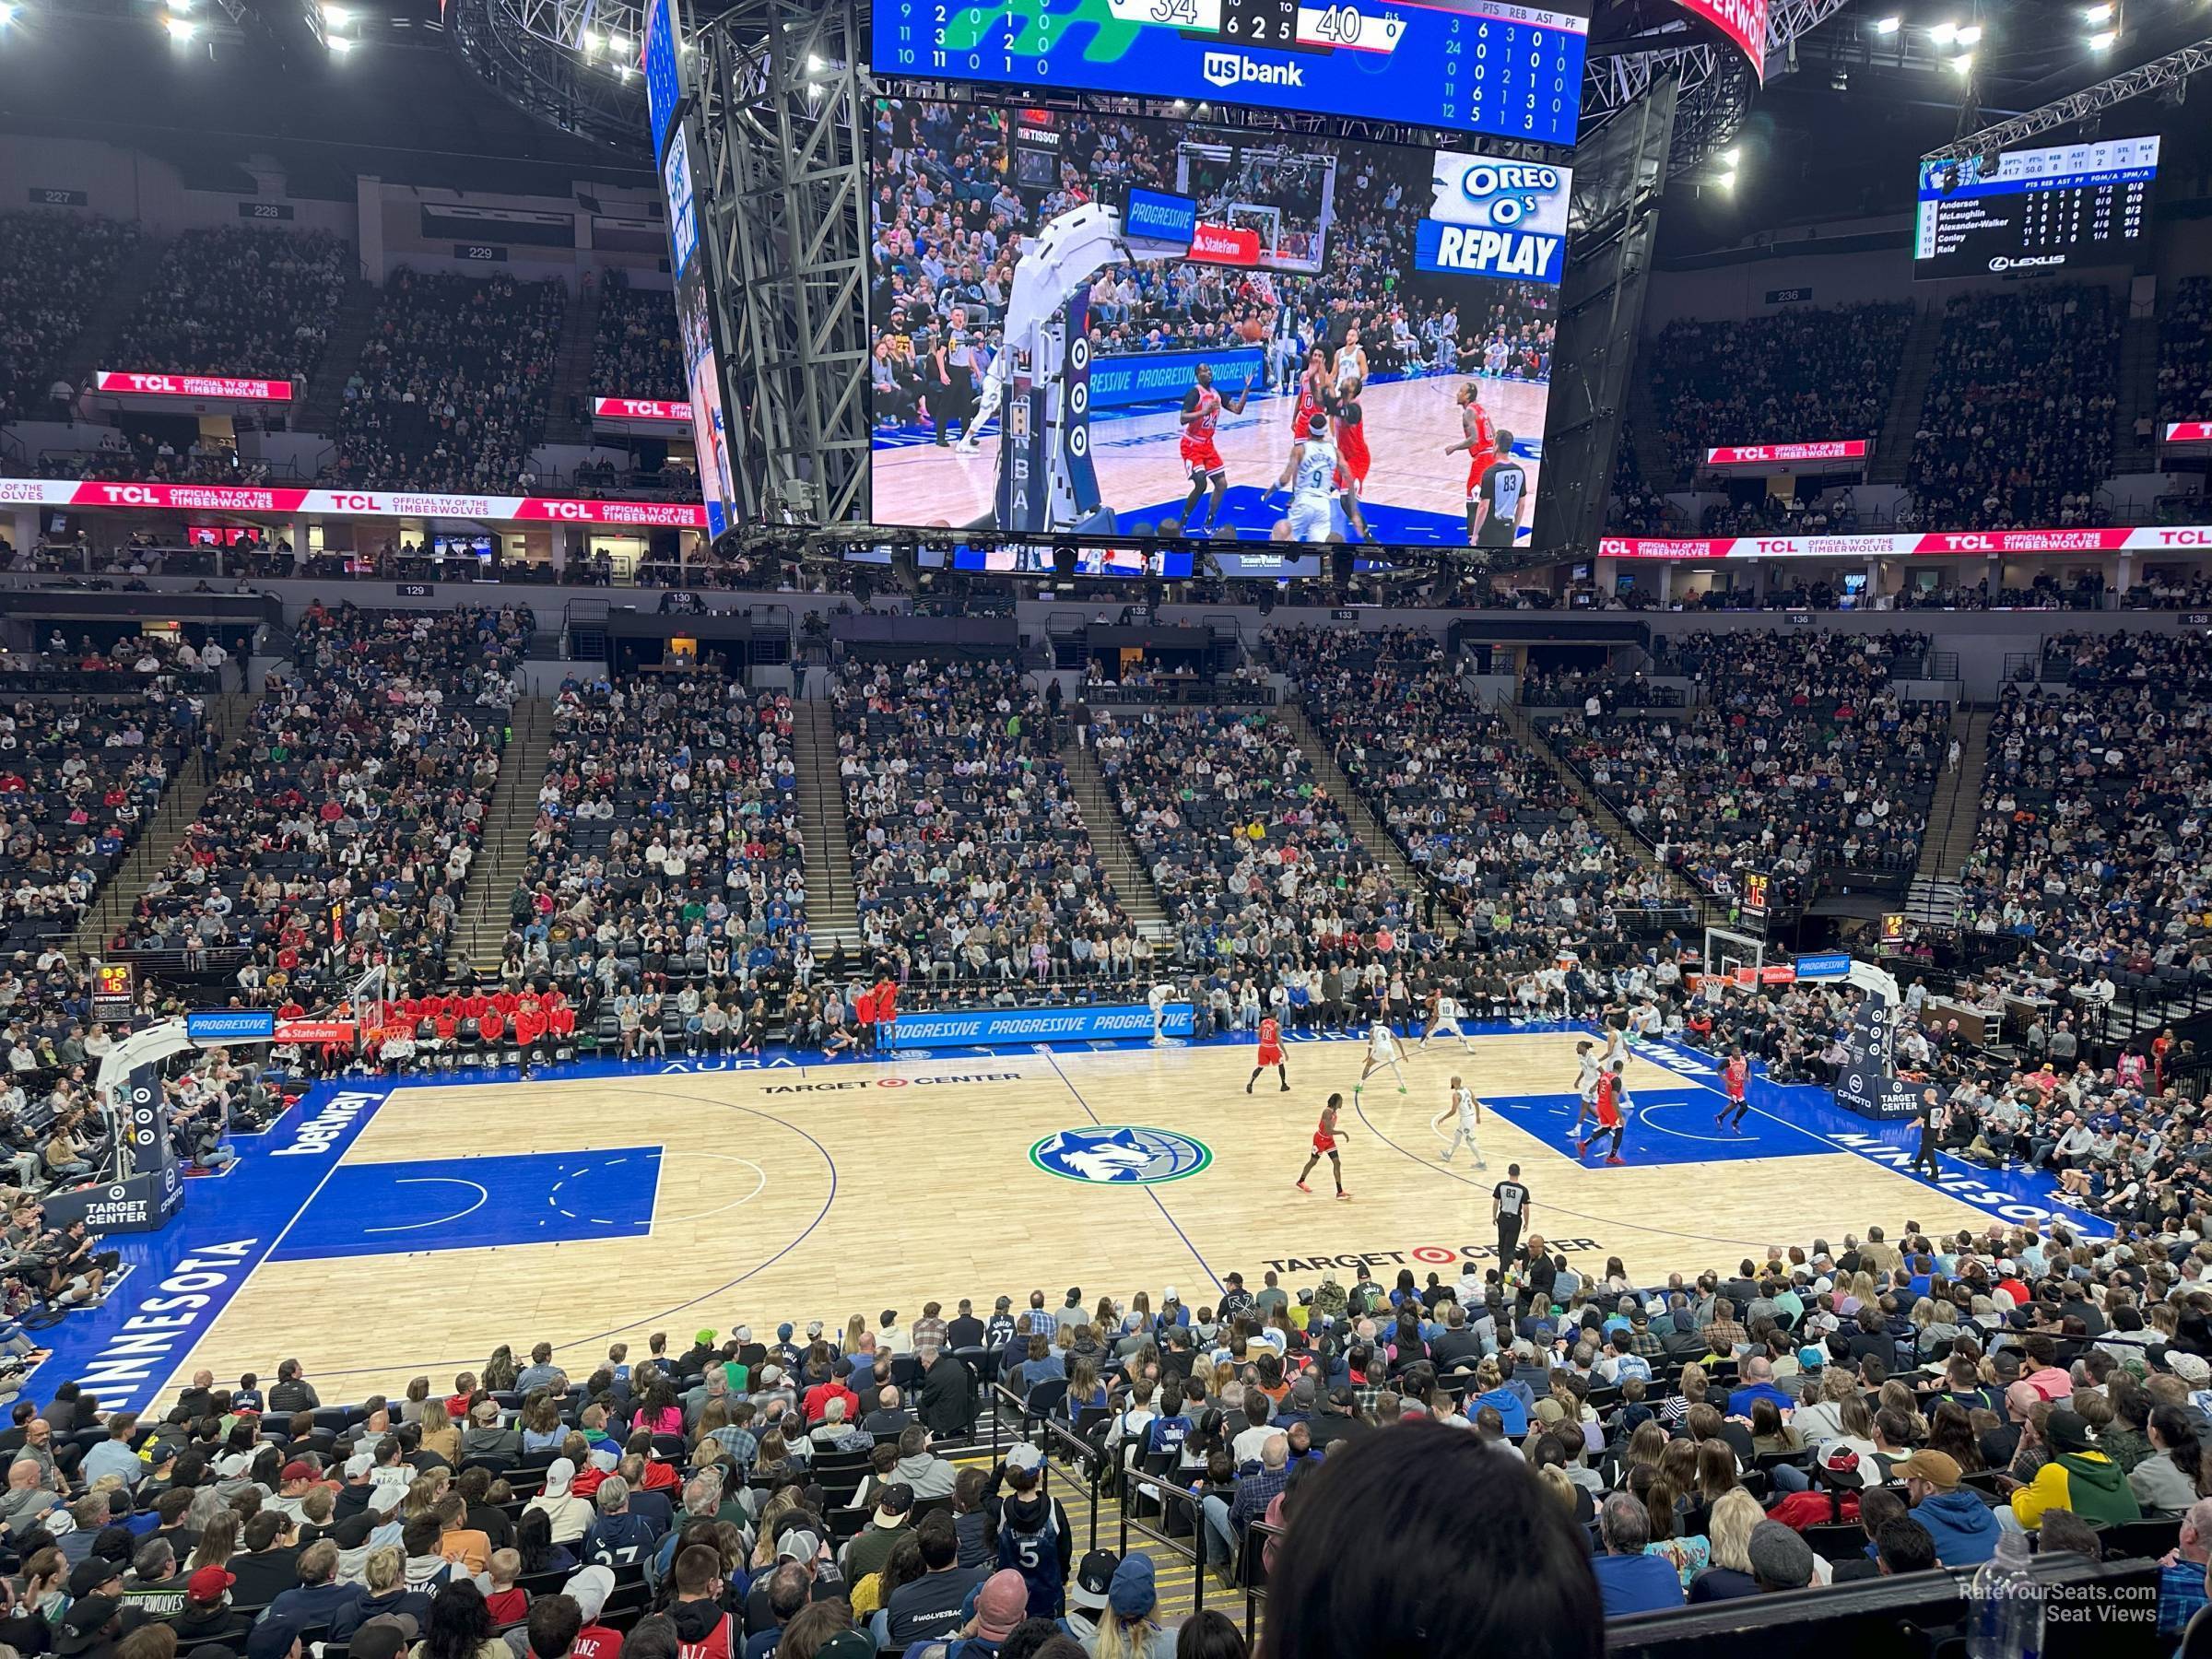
left=1030, top=1126, right=1212, bottom=1185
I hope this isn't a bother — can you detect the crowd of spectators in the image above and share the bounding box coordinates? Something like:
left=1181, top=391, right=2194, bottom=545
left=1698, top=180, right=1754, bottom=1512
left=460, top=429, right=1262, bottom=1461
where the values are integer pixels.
left=0, top=211, right=138, bottom=427
left=1954, top=632, right=2212, bottom=1005
left=590, top=281, right=683, bottom=404
left=498, top=667, right=811, bottom=1040
left=1905, top=286, right=2121, bottom=532
left=333, top=271, right=567, bottom=494
left=108, top=604, right=531, bottom=1005
left=1640, top=303, right=1912, bottom=488
left=110, top=228, right=350, bottom=390
left=1541, top=631, right=1947, bottom=911
left=832, top=661, right=1137, bottom=985
left=2159, top=276, right=2211, bottom=429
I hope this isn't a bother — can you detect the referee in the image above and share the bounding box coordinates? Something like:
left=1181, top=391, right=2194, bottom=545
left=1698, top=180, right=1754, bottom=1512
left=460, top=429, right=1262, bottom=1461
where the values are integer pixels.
left=1492, top=1163, right=1532, bottom=1266
left=1912, top=1088, right=1946, bottom=1180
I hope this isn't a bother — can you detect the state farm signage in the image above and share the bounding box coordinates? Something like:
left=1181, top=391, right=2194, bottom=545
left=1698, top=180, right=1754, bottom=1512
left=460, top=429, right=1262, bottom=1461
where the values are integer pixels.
left=1188, top=223, right=1261, bottom=266
left=1703, top=440, right=1868, bottom=465
left=95, top=371, right=294, bottom=402
left=592, top=396, right=692, bottom=423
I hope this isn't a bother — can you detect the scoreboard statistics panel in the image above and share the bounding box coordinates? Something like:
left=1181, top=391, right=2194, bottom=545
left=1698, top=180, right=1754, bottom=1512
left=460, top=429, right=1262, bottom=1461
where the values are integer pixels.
left=870, top=0, right=1590, bottom=147
left=1914, top=135, right=2159, bottom=280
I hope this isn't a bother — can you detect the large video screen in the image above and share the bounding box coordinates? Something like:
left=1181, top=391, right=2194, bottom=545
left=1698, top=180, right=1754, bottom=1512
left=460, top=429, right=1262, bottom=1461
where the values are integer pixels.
left=1913, top=135, right=2159, bottom=280
left=869, top=0, right=1589, bottom=148
left=867, top=100, right=1568, bottom=549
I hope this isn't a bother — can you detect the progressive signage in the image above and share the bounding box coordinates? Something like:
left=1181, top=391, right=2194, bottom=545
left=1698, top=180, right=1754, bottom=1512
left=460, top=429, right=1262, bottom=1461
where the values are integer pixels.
left=185, top=1009, right=277, bottom=1043
left=0, top=477, right=709, bottom=528
left=889, top=1002, right=1193, bottom=1050
left=1703, top=440, right=1868, bottom=466
left=95, top=371, right=295, bottom=402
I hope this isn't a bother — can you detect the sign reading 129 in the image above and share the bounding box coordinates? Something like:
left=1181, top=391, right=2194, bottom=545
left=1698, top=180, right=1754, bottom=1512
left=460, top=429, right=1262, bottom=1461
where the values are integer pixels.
left=869, top=0, right=1591, bottom=147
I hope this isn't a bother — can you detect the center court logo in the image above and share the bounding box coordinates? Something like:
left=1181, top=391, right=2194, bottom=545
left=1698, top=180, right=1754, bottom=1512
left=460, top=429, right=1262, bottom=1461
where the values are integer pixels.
left=1030, top=1126, right=1212, bottom=1185
left=1202, top=52, right=1303, bottom=90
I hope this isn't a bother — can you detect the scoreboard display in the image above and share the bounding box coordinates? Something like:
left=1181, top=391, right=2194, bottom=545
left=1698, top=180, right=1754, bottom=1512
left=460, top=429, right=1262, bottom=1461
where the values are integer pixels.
left=870, top=0, right=1590, bottom=147
left=1913, top=135, right=2159, bottom=280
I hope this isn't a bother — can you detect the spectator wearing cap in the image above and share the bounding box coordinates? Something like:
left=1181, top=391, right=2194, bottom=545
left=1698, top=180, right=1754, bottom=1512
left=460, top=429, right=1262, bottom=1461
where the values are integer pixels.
left=69, top=1558, right=124, bottom=1608
left=1591, top=1493, right=1683, bottom=1616
left=1747, top=1521, right=1816, bottom=1594
left=1894, top=1450, right=1999, bottom=1566
left=562, top=1567, right=622, bottom=1659
left=264, top=1538, right=367, bottom=1628
left=55, top=1594, right=126, bottom=1659
left=1059, top=1548, right=1118, bottom=1648
left=841, top=1483, right=913, bottom=1583
left=948, top=1568, right=1030, bottom=1659
left=269, top=1462, right=322, bottom=1523
left=1083, top=1553, right=1173, bottom=1659
left=2011, top=1408, right=2142, bottom=1530
left=524, top=1463, right=593, bottom=1546
left=172, top=1565, right=249, bottom=1647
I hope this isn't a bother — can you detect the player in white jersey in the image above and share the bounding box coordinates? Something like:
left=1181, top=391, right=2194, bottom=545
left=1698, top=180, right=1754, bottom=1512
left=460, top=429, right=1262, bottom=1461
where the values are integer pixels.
left=1430, top=1076, right=1488, bottom=1168
left=1571, top=1039, right=1602, bottom=1132
left=1275, top=411, right=1338, bottom=543
left=1353, top=1017, right=1406, bottom=1100
left=1147, top=982, right=1177, bottom=1046
left=1601, top=1024, right=1632, bottom=1070
left=1418, top=989, right=1473, bottom=1052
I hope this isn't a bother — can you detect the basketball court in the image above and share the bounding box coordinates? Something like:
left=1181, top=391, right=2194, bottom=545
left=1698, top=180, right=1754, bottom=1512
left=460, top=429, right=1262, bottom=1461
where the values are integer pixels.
left=47, top=1027, right=2100, bottom=1416
left=871, top=370, right=1553, bottom=544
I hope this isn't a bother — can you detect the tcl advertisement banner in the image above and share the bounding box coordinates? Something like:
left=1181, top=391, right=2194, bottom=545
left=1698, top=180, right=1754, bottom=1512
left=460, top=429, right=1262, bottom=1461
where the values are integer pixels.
left=1597, top=524, right=2212, bottom=559
left=1703, top=441, right=1868, bottom=465
left=592, top=396, right=692, bottom=423
left=1673, top=0, right=1769, bottom=78
left=2168, top=422, right=2212, bottom=444
left=0, top=477, right=709, bottom=527
left=96, top=371, right=295, bottom=402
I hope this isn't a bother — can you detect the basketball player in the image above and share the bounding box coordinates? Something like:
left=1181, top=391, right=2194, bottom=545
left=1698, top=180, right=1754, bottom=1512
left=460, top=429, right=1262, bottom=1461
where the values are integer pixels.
left=1418, top=987, right=1473, bottom=1053
left=1296, top=1092, right=1351, bottom=1200
left=1329, top=376, right=1375, bottom=543
left=1291, top=346, right=1329, bottom=445
left=1174, top=363, right=1253, bottom=538
left=1716, top=1049, right=1751, bottom=1132
left=1246, top=1011, right=1289, bottom=1095
left=1443, top=383, right=1497, bottom=508
left=1600, top=1021, right=1631, bottom=1075
left=1576, top=1061, right=1629, bottom=1165
left=1482, top=332, right=1511, bottom=379
left=1332, top=325, right=1369, bottom=394
left=1353, top=1014, right=1406, bottom=1099
left=1147, top=982, right=1177, bottom=1047
left=1431, top=1076, right=1488, bottom=1169
left=1571, top=1039, right=1602, bottom=1133
left=1275, top=411, right=1337, bottom=544
left=1469, top=428, right=1531, bottom=550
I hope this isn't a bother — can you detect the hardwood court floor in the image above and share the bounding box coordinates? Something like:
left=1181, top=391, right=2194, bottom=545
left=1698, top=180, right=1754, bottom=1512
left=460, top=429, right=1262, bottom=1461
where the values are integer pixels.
left=158, top=1034, right=1994, bottom=1404
left=872, top=371, right=1554, bottom=531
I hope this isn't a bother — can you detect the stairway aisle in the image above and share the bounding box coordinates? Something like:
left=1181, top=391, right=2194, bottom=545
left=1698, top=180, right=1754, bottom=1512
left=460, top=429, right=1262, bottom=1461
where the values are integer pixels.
left=791, top=700, right=858, bottom=945
left=1269, top=700, right=1428, bottom=900
left=296, top=278, right=382, bottom=433
left=1906, top=703, right=1993, bottom=929
left=1870, top=301, right=1947, bottom=486
left=69, top=688, right=262, bottom=959
left=1060, top=735, right=1170, bottom=937
left=454, top=696, right=556, bottom=976
left=53, top=232, right=172, bottom=394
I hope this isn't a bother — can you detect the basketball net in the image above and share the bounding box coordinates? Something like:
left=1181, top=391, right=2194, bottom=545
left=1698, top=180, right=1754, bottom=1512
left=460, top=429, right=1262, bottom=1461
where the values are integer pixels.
left=345, top=959, right=387, bottom=1054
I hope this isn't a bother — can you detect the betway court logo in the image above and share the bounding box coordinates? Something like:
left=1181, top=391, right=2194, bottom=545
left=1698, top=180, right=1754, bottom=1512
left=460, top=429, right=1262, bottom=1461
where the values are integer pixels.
left=1203, top=51, right=1303, bottom=89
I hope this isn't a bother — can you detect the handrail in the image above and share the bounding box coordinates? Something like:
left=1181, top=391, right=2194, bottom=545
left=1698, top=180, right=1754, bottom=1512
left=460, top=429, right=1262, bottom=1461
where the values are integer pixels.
left=1114, top=1471, right=1217, bottom=1618
left=984, top=1385, right=1105, bottom=1555
left=1244, top=1520, right=1282, bottom=1645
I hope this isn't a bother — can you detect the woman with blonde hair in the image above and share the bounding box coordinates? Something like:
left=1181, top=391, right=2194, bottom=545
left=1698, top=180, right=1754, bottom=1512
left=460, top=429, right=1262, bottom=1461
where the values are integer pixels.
left=418, top=1399, right=462, bottom=1465
left=842, top=1314, right=867, bottom=1357
left=1087, top=1552, right=1177, bottom=1659
left=1689, top=1488, right=1764, bottom=1601
left=189, top=1511, right=241, bottom=1572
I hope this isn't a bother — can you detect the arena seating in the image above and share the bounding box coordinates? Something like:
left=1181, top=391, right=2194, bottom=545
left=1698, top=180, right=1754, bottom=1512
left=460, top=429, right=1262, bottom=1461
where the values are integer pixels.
left=110, top=227, right=350, bottom=387
left=2157, top=276, right=2211, bottom=428
left=0, top=210, right=138, bottom=426
left=110, top=605, right=532, bottom=1000
left=1640, top=303, right=1912, bottom=487
left=833, top=661, right=1136, bottom=984
left=591, top=281, right=684, bottom=403
left=1541, top=632, right=1946, bottom=912
left=333, top=270, right=567, bottom=493
left=501, top=668, right=809, bottom=1031
left=1275, top=626, right=1677, bottom=935
left=1906, top=286, right=2121, bottom=531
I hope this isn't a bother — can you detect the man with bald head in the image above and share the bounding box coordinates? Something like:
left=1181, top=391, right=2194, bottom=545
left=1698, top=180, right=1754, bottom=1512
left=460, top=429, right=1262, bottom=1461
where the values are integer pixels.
left=2158, top=1496, right=2212, bottom=1641
left=1200, top=1431, right=1288, bottom=1581
left=0, top=1457, right=57, bottom=1536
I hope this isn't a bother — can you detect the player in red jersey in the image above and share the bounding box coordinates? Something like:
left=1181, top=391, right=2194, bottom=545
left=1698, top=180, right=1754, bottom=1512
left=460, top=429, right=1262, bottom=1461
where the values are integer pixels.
left=1716, top=1050, right=1751, bottom=1132
left=1577, top=1061, right=1629, bottom=1165
left=1444, top=383, right=1498, bottom=526
left=1296, top=1092, right=1350, bottom=1200
left=1246, top=1013, right=1288, bottom=1095
left=1329, top=376, right=1375, bottom=543
left=1173, top=362, right=1253, bottom=537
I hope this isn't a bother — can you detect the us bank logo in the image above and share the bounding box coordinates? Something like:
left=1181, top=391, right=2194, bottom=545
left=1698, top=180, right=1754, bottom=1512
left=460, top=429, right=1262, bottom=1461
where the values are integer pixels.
left=1030, top=1126, right=1213, bottom=1185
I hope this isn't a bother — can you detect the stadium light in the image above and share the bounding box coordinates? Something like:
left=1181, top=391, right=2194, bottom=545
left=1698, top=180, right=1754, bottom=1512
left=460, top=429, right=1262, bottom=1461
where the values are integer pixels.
left=581, top=27, right=601, bottom=52
left=323, top=2, right=349, bottom=25
left=806, top=51, right=825, bottom=70
left=1955, top=22, right=1981, bottom=42
left=2083, top=3, right=2113, bottom=20
left=607, top=29, right=629, bottom=53
left=1721, top=146, right=1742, bottom=167
left=1873, top=13, right=1901, bottom=29
left=1713, top=170, right=1738, bottom=191
left=0, top=5, right=17, bottom=28
left=328, top=32, right=353, bottom=51
left=164, top=13, right=194, bottom=38
left=166, top=0, right=191, bottom=10
left=2087, top=27, right=2116, bottom=45
left=1928, top=19, right=1959, bottom=42
left=1950, top=49, right=1974, bottom=71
